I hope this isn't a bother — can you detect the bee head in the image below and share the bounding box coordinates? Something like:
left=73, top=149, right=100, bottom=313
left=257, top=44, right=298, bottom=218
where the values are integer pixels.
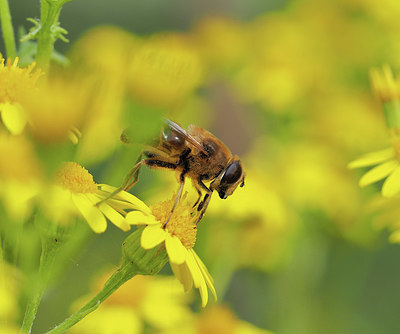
left=211, top=157, right=245, bottom=199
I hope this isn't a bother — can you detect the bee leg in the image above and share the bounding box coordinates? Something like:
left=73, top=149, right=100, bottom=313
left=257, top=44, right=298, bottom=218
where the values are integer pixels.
left=194, top=179, right=212, bottom=225
left=196, top=191, right=212, bottom=225
left=96, top=155, right=178, bottom=206
left=163, top=172, right=186, bottom=228
left=192, top=176, right=209, bottom=209
left=192, top=188, right=202, bottom=208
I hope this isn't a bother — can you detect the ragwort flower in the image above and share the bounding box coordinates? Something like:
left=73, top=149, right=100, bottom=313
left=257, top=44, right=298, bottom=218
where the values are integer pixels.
left=126, top=195, right=216, bottom=307
left=348, top=143, right=400, bottom=197
left=21, top=75, right=91, bottom=143
left=127, top=34, right=203, bottom=106
left=43, top=162, right=150, bottom=233
left=0, top=133, right=42, bottom=221
left=0, top=57, right=42, bottom=134
left=349, top=66, right=400, bottom=197
left=71, top=274, right=192, bottom=334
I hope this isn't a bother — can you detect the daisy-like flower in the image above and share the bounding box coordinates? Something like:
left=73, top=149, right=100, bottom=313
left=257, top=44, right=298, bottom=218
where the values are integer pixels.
left=0, top=57, right=42, bottom=135
left=21, top=75, right=92, bottom=143
left=369, top=65, right=400, bottom=104
left=163, top=304, right=275, bottom=334
left=70, top=273, right=193, bottom=334
left=0, top=133, right=42, bottom=221
left=42, top=162, right=150, bottom=233
left=127, top=34, right=203, bottom=107
left=125, top=195, right=217, bottom=307
left=349, top=66, right=400, bottom=197
left=348, top=141, right=400, bottom=198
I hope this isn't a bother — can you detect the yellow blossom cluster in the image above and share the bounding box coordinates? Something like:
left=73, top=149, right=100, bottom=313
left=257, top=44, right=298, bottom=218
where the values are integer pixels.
left=3, top=0, right=400, bottom=332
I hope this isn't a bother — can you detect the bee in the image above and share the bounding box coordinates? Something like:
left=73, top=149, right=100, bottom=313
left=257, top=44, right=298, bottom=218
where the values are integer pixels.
left=104, top=119, right=245, bottom=225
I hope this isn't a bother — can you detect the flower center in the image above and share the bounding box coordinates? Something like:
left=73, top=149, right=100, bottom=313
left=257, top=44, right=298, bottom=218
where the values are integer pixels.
left=55, top=162, right=97, bottom=193
left=151, top=196, right=197, bottom=249
left=0, top=57, right=41, bottom=103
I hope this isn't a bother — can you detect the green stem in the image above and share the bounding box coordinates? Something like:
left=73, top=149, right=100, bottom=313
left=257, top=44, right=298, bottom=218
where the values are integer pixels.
left=20, top=237, right=61, bottom=334
left=45, top=265, right=134, bottom=334
left=19, top=220, right=91, bottom=334
left=35, top=0, right=67, bottom=70
left=0, top=0, right=17, bottom=59
left=45, top=228, right=168, bottom=333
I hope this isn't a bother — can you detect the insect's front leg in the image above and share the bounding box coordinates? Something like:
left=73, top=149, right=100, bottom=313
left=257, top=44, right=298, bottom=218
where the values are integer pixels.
left=96, top=153, right=178, bottom=206
left=196, top=192, right=213, bottom=225
left=163, top=171, right=186, bottom=228
left=194, top=179, right=213, bottom=225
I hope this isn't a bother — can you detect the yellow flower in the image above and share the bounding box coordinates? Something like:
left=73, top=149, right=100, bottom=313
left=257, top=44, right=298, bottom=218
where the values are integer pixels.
left=196, top=305, right=274, bottom=334
left=0, top=133, right=42, bottom=221
left=366, top=195, right=400, bottom=243
left=42, top=162, right=149, bottom=233
left=191, top=16, right=249, bottom=70
left=69, top=27, right=136, bottom=162
left=369, top=65, right=400, bottom=103
left=127, top=34, right=203, bottom=107
left=21, top=75, right=92, bottom=143
left=71, top=274, right=192, bottom=334
left=348, top=130, right=400, bottom=198
left=125, top=195, right=216, bottom=307
left=0, top=57, right=42, bottom=134
left=208, top=167, right=295, bottom=271
left=163, top=305, right=274, bottom=334
left=69, top=26, right=139, bottom=84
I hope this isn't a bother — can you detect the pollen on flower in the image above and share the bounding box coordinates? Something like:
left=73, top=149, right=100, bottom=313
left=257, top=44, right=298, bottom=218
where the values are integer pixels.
left=55, top=162, right=97, bottom=193
left=0, top=57, right=42, bottom=103
left=150, top=196, right=197, bottom=249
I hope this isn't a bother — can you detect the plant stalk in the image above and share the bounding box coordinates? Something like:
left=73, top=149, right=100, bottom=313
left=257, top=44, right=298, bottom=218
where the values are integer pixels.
left=0, top=0, right=17, bottom=59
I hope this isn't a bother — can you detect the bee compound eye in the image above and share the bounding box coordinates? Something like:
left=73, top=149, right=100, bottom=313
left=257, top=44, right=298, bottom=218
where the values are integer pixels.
left=221, top=161, right=242, bottom=185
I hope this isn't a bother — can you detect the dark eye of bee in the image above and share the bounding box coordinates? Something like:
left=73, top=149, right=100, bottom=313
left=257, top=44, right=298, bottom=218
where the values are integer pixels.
left=163, top=129, right=184, bottom=147
left=221, top=161, right=242, bottom=185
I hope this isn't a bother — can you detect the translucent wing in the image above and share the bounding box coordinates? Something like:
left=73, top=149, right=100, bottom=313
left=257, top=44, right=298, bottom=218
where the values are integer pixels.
left=165, top=119, right=208, bottom=155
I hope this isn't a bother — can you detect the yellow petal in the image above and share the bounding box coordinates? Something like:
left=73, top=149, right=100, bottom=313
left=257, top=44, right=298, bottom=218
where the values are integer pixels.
left=359, top=160, right=399, bottom=187
left=72, top=193, right=107, bottom=233
left=165, top=235, right=187, bottom=265
left=348, top=148, right=394, bottom=169
left=170, top=262, right=193, bottom=292
left=141, top=225, right=166, bottom=249
left=191, top=249, right=217, bottom=301
left=186, top=250, right=208, bottom=307
left=98, top=184, right=151, bottom=214
left=126, top=211, right=159, bottom=225
left=382, top=165, right=400, bottom=197
left=96, top=200, right=131, bottom=232
left=0, top=103, right=26, bottom=135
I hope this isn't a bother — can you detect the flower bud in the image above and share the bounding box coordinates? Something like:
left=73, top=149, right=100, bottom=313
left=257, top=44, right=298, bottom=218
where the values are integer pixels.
left=121, top=227, right=168, bottom=276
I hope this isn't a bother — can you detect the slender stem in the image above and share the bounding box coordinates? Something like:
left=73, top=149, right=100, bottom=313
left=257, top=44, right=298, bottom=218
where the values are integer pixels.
left=45, top=228, right=169, bottom=333
left=45, top=265, right=134, bottom=334
left=35, top=3, right=59, bottom=70
left=0, top=0, right=17, bottom=59
left=20, top=237, right=60, bottom=334
left=19, top=220, right=90, bottom=334
left=36, top=0, right=69, bottom=70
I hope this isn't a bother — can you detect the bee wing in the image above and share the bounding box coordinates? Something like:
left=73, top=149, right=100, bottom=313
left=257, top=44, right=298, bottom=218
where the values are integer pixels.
left=165, top=119, right=208, bottom=155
